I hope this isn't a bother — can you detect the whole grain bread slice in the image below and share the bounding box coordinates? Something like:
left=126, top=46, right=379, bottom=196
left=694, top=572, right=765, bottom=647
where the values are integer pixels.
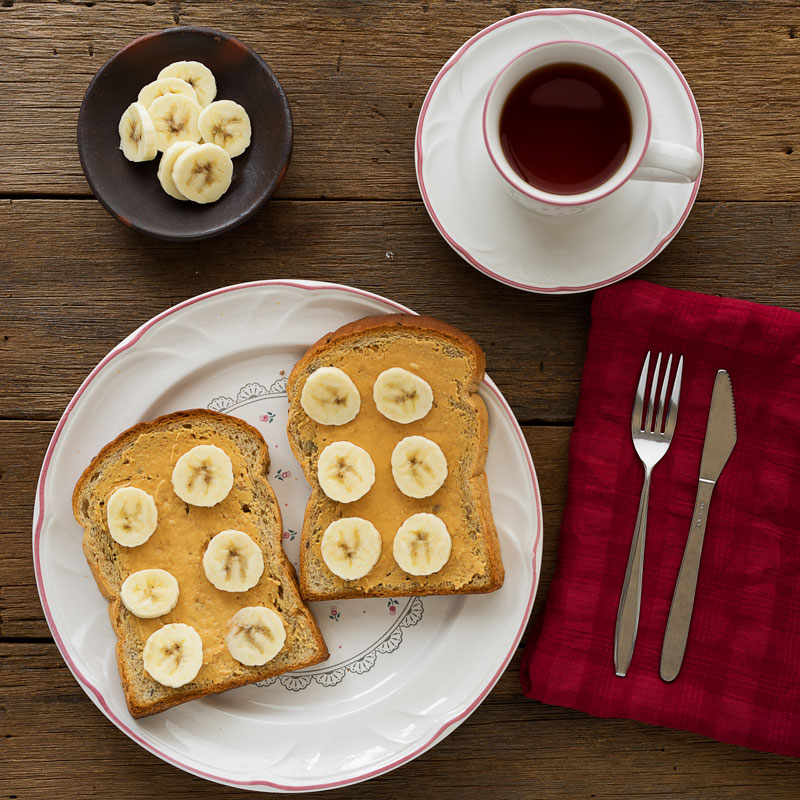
left=287, top=315, right=504, bottom=601
left=73, top=409, right=328, bottom=718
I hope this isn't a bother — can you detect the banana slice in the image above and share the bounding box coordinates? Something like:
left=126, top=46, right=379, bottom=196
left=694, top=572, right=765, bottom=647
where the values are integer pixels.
left=203, top=529, right=264, bottom=592
left=373, top=367, right=434, bottom=423
left=300, top=367, right=361, bottom=425
left=390, top=435, right=448, bottom=498
left=171, top=142, right=233, bottom=204
left=142, top=623, right=203, bottom=687
left=198, top=100, right=252, bottom=158
left=225, top=606, right=286, bottom=666
left=148, top=93, right=202, bottom=152
left=157, top=141, right=197, bottom=200
left=120, top=568, right=180, bottom=618
left=106, top=486, right=158, bottom=546
left=393, top=513, right=452, bottom=576
left=158, top=60, right=217, bottom=107
left=171, top=444, right=234, bottom=506
left=321, top=517, right=382, bottom=580
left=138, top=77, right=198, bottom=109
left=118, top=102, right=158, bottom=162
left=317, top=441, right=375, bottom=503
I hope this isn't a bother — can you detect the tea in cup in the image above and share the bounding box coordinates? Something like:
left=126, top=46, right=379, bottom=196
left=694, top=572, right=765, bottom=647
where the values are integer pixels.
left=482, top=41, right=702, bottom=215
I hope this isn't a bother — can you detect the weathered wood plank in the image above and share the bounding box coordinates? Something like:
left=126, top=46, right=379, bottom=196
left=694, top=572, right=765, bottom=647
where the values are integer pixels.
left=2, top=198, right=800, bottom=422
left=1, top=0, right=800, bottom=199
left=3, top=640, right=800, bottom=798
left=0, top=423, right=566, bottom=638
left=0, top=422, right=55, bottom=640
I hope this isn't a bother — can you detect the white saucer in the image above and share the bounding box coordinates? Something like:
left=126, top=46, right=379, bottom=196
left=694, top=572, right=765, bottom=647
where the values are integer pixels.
left=415, top=9, right=704, bottom=294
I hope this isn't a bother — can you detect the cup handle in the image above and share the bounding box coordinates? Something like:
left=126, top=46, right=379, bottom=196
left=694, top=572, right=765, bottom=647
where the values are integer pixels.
left=631, top=139, right=702, bottom=183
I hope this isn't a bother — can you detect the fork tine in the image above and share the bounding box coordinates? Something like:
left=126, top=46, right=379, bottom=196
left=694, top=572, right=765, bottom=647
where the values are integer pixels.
left=654, top=354, right=673, bottom=433
left=663, top=355, right=684, bottom=438
left=632, top=351, right=650, bottom=432
left=644, top=352, right=662, bottom=432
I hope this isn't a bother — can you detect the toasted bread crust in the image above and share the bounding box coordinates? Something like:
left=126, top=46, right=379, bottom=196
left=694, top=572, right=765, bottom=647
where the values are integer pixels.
left=287, top=315, right=503, bottom=601
left=73, top=409, right=328, bottom=718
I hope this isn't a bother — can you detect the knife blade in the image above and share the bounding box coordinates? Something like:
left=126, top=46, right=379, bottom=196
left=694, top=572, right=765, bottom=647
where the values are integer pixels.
left=660, top=370, right=737, bottom=682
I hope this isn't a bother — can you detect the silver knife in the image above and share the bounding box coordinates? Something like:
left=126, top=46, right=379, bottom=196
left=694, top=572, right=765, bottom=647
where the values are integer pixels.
left=660, top=370, right=737, bottom=682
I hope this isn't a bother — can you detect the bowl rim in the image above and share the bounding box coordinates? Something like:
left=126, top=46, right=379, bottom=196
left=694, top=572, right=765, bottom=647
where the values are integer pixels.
left=77, top=25, right=293, bottom=242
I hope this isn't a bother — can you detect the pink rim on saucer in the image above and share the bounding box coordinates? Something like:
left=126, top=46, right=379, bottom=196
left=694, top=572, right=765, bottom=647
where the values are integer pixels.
left=415, top=8, right=704, bottom=294
left=482, top=40, right=653, bottom=207
left=32, top=279, right=543, bottom=792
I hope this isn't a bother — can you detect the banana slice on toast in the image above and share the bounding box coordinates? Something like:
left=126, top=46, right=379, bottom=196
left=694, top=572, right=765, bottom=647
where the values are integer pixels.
left=317, top=441, right=375, bottom=503
left=203, top=529, right=265, bottom=592
left=142, top=623, right=203, bottom=687
left=120, top=568, right=180, bottom=618
left=393, top=513, right=452, bottom=576
left=321, top=517, right=382, bottom=580
left=226, top=606, right=286, bottom=666
left=107, top=486, right=158, bottom=546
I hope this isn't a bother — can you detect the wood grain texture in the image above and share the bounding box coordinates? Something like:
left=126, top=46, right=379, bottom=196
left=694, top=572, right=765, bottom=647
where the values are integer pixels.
left=2, top=198, right=800, bottom=422
left=1, top=0, right=800, bottom=199
left=4, top=0, right=800, bottom=795
left=4, top=640, right=800, bottom=799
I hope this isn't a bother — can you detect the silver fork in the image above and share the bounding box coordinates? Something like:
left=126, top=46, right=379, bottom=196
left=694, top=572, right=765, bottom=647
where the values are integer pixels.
left=614, top=351, right=683, bottom=677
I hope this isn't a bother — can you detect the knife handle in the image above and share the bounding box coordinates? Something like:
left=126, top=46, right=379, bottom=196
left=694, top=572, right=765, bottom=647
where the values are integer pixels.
left=660, top=479, right=715, bottom=682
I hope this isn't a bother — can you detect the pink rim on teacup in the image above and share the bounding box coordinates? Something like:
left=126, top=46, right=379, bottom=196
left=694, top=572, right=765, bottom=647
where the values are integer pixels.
left=481, top=39, right=653, bottom=207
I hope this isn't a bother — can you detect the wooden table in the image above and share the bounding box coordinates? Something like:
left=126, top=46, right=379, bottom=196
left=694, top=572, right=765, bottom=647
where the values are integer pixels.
left=3, top=1, right=800, bottom=797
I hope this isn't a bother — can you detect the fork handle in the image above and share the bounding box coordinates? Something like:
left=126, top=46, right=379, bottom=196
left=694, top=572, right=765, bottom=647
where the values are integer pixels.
left=660, top=479, right=716, bottom=682
left=614, top=470, right=651, bottom=677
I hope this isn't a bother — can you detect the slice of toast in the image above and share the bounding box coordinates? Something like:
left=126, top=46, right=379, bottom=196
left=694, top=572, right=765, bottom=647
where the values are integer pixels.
left=287, top=315, right=504, bottom=601
left=72, top=409, right=328, bottom=718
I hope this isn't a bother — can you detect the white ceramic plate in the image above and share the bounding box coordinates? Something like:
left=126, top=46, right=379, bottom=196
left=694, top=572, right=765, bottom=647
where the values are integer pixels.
left=416, top=8, right=704, bottom=293
left=33, top=280, right=543, bottom=792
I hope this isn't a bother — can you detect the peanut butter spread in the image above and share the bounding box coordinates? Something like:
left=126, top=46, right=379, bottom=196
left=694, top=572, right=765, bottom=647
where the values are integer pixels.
left=97, top=429, right=283, bottom=683
left=304, top=338, right=487, bottom=589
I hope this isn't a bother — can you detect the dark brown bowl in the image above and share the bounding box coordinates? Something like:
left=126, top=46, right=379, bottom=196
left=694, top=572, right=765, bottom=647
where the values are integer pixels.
left=78, top=27, right=292, bottom=241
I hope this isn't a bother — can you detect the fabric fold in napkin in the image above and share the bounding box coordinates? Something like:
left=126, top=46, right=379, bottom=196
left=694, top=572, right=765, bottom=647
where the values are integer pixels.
left=521, top=280, right=800, bottom=757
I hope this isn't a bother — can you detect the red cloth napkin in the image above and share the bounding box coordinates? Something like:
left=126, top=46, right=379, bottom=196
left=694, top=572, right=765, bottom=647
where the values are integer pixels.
left=521, top=279, right=800, bottom=756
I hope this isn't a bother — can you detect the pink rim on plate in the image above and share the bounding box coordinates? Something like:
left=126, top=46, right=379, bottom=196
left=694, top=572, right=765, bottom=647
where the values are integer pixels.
left=415, top=8, right=704, bottom=293
left=33, top=279, right=542, bottom=792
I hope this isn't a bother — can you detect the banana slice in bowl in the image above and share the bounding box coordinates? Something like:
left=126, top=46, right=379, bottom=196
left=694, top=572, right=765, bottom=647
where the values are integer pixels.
left=198, top=100, right=252, bottom=158
left=138, top=76, right=198, bottom=109
left=157, top=141, right=197, bottom=200
left=118, top=102, right=158, bottom=162
left=158, top=60, right=217, bottom=107
left=172, top=143, right=234, bottom=204
left=148, top=93, right=202, bottom=152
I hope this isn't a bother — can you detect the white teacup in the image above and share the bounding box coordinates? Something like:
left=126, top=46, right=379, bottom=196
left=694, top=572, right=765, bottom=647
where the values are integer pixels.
left=482, top=40, right=702, bottom=216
